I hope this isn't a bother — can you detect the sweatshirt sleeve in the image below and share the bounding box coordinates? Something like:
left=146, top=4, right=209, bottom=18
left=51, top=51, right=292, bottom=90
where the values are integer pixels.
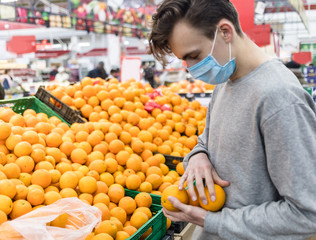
left=203, top=103, right=316, bottom=239
left=183, top=101, right=212, bottom=169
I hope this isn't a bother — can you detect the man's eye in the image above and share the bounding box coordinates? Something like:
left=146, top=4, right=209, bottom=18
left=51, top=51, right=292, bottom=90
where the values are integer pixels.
left=190, top=55, right=198, bottom=60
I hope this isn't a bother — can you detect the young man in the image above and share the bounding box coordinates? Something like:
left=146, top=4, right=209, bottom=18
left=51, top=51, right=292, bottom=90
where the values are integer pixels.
left=149, top=0, right=316, bottom=239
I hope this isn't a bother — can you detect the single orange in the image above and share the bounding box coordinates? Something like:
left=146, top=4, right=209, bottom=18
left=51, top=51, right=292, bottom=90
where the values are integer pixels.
left=146, top=174, right=162, bottom=190
left=108, top=185, right=125, bottom=204
left=15, top=156, right=35, bottom=173
left=14, top=141, right=32, bottom=157
left=105, top=158, right=118, bottom=174
left=110, top=207, right=127, bottom=224
left=94, top=220, right=117, bottom=238
left=118, top=197, right=136, bottom=215
left=31, top=169, right=51, bottom=188
left=3, top=163, right=21, bottom=179
left=139, top=182, right=152, bottom=193
left=79, top=176, right=97, bottom=194
left=125, top=174, right=141, bottom=191
left=198, top=185, right=226, bottom=212
left=44, top=191, right=61, bottom=205
left=94, top=202, right=111, bottom=221
left=0, top=179, right=16, bottom=198
left=161, top=185, right=189, bottom=211
left=71, top=148, right=88, bottom=164
left=135, top=192, right=152, bottom=208
left=9, top=199, right=32, bottom=219
left=134, top=207, right=152, bottom=219
left=108, top=139, right=125, bottom=154
left=130, top=212, right=148, bottom=229
left=27, top=188, right=44, bottom=206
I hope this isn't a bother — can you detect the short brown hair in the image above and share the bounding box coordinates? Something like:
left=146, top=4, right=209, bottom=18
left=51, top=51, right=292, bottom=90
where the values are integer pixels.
left=149, top=0, right=243, bottom=65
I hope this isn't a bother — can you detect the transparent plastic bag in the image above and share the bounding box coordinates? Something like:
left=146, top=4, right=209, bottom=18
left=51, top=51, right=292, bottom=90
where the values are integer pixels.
left=0, top=197, right=102, bottom=240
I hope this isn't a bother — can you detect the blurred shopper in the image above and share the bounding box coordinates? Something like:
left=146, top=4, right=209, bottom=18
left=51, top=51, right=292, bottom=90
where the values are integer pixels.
left=87, top=61, right=108, bottom=79
left=285, top=60, right=306, bottom=85
left=0, top=69, right=14, bottom=90
left=0, top=81, right=4, bottom=99
left=108, top=67, right=120, bottom=80
left=49, top=66, right=58, bottom=81
left=55, top=67, right=69, bottom=82
left=149, top=0, right=316, bottom=239
left=142, top=62, right=157, bottom=88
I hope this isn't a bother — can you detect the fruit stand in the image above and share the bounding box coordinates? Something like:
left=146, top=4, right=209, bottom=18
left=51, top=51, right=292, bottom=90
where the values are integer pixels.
left=0, top=76, right=211, bottom=239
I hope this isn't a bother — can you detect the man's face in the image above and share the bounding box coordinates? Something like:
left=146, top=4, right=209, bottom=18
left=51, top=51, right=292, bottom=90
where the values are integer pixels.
left=168, top=21, right=229, bottom=68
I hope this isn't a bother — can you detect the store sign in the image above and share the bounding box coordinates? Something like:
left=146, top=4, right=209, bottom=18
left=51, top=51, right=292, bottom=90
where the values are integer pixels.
left=288, top=0, right=309, bottom=32
left=292, top=51, right=312, bottom=65
left=231, top=0, right=270, bottom=47
left=230, top=0, right=255, bottom=31
left=245, top=24, right=271, bottom=47
left=6, top=35, right=36, bottom=54
left=36, top=39, right=52, bottom=51
left=35, top=50, right=70, bottom=59
left=77, top=48, right=108, bottom=57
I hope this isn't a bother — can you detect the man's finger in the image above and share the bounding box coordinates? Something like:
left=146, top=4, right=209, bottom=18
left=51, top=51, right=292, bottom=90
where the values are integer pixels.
left=205, top=169, right=216, bottom=202
left=168, top=196, right=188, bottom=213
left=186, top=171, right=196, bottom=201
left=178, top=170, right=188, bottom=190
left=195, top=170, right=207, bottom=205
left=212, top=169, right=230, bottom=187
left=162, top=209, right=182, bottom=222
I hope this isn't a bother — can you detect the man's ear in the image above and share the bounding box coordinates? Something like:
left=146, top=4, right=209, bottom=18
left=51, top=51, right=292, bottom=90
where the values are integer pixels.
left=217, top=19, right=234, bottom=43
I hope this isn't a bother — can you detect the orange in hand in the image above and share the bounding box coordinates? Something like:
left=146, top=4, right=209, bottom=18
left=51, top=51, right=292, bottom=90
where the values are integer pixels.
left=198, top=184, right=225, bottom=212
left=161, top=185, right=189, bottom=211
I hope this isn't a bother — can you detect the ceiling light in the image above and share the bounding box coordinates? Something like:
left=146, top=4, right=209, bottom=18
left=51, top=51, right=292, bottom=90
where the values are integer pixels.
left=1, top=0, right=18, bottom=3
left=79, top=42, right=90, bottom=47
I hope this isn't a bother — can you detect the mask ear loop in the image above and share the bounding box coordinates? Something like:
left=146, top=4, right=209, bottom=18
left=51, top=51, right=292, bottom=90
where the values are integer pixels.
left=210, top=27, right=218, bottom=55
left=229, top=42, right=231, bottom=61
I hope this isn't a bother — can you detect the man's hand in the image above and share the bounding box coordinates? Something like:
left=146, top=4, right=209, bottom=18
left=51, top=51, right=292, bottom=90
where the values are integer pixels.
left=179, top=153, right=230, bottom=205
left=162, top=196, right=208, bottom=227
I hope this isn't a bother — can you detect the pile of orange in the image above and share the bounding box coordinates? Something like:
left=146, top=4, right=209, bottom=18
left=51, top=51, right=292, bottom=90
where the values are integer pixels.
left=49, top=78, right=207, bottom=157
left=0, top=77, right=208, bottom=239
left=165, top=79, right=215, bottom=93
left=0, top=108, right=158, bottom=239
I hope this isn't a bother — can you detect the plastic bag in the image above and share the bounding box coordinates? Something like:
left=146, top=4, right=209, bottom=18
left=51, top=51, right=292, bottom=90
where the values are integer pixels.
left=0, top=197, right=102, bottom=240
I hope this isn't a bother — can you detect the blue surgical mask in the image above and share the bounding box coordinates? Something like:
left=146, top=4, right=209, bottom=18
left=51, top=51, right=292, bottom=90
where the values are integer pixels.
left=187, top=28, right=236, bottom=84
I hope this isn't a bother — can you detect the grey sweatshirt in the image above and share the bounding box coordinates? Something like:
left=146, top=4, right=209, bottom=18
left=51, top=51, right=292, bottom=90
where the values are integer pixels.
left=183, top=60, right=316, bottom=239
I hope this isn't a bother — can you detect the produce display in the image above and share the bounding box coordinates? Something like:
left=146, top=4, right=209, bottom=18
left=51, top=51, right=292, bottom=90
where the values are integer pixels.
left=49, top=77, right=207, bottom=156
left=0, top=77, right=208, bottom=239
left=165, top=79, right=215, bottom=93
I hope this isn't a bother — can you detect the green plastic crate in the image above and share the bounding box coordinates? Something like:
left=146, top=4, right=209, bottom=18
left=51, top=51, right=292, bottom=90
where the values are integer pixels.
left=0, top=96, right=70, bottom=126
left=125, top=190, right=167, bottom=240
left=163, top=154, right=183, bottom=170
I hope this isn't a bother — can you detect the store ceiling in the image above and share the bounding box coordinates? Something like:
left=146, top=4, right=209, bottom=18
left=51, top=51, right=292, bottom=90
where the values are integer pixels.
left=14, top=0, right=68, bottom=10
left=256, top=0, right=316, bottom=12
left=254, top=0, right=316, bottom=36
